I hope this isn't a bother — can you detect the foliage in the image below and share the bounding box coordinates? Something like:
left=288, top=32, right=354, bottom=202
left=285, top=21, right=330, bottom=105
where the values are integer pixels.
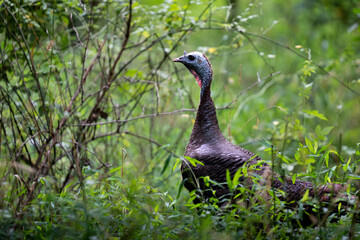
left=0, top=0, right=359, bottom=239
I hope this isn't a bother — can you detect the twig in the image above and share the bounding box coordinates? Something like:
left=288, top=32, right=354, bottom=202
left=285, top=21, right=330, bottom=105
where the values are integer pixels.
left=239, top=105, right=285, bottom=131
left=241, top=32, right=275, bottom=72
left=224, top=71, right=280, bottom=109
left=70, top=11, right=85, bottom=48
left=84, top=0, right=133, bottom=125
left=68, top=108, right=197, bottom=127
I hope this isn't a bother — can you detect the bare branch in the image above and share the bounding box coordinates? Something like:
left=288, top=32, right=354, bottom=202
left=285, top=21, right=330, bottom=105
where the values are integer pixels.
left=68, top=108, right=197, bottom=127
left=224, top=71, right=280, bottom=109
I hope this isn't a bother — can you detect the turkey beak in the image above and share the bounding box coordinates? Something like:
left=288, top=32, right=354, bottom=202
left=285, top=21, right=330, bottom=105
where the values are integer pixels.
left=173, top=56, right=184, bottom=63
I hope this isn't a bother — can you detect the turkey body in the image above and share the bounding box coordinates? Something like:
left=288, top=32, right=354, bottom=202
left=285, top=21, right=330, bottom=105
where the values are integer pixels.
left=173, top=51, right=349, bottom=221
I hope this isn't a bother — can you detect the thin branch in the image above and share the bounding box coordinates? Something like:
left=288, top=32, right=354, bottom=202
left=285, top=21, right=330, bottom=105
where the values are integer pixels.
left=241, top=32, right=275, bottom=72
left=86, top=131, right=179, bottom=158
left=83, top=0, right=133, bottom=125
left=70, top=11, right=85, bottom=48
left=239, top=105, right=286, bottom=131
left=69, top=108, right=197, bottom=127
left=224, top=71, right=280, bottom=109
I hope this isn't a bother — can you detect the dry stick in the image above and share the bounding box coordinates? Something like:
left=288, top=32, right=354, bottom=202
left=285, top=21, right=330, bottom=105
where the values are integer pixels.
left=71, top=140, right=109, bottom=168
left=80, top=5, right=95, bottom=103
left=112, top=0, right=213, bottom=83
left=11, top=41, right=45, bottom=134
left=0, top=91, right=33, bottom=171
left=111, top=30, right=195, bottom=131
left=13, top=131, right=47, bottom=166
left=69, top=108, right=197, bottom=127
left=60, top=164, right=73, bottom=193
left=45, top=40, right=106, bottom=155
left=68, top=84, right=274, bottom=128
left=123, top=131, right=178, bottom=157
left=109, top=11, right=204, bottom=128
left=59, top=1, right=133, bottom=200
left=21, top=40, right=106, bottom=208
left=0, top=98, right=31, bottom=194
left=224, top=71, right=280, bottom=109
left=241, top=32, right=275, bottom=72
left=4, top=3, right=53, bottom=131
left=239, top=105, right=285, bottom=131
left=1, top=86, right=36, bottom=163
left=83, top=130, right=178, bottom=158
left=57, top=40, right=106, bottom=130
left=70, top=11, right=85, bottom=48
left=63, top=80, right=153, bottom=129
left=83, top=0, right=132, bottom=126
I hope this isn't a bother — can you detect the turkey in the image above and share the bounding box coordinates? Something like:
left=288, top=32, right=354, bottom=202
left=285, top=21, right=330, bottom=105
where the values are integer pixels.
left=173, top=51, right=352, bottom=225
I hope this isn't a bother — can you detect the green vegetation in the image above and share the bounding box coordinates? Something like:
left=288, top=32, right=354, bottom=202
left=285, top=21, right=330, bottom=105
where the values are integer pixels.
left=0, top=0, right=359, bottom=239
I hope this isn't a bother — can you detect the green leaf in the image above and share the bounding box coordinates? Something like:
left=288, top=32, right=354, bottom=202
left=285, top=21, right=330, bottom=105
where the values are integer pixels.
left=184, top=156, right=204, bottom=167
left=108, top=166, right=122, bottom=174
left=313, top=140, right=318, bottom=154
left=278, top=154, right=289, bottom=164
left=315, top=125, right=324, bottom=140
left=125, top=69, right=143, bottom=78
left=232, top=167, right=243, bottom=188
left=300, top=189, right=310, bottom=202
left=154, top=204, right=159, bottom=214
left=176, top=180, right=184, bottom=199
left=347, top=174, right=360, bottom=180
left=305, top=137, right=314, bottom=154
left=226, top=169, right=233, bottom=191
left=292, top=174, right=297, bottom=184
left=343, top=157, right=351, bottom=172
left=258, top=138, right=273, bottom=148
left=321, top=126, right=334, bottom=135
left=202, top=176, right=210, bottom=187
left=318, top=141, right=332, bottom=153
left=161, top=154, right=173, bottom=174
left=353, top=8, right=360, bottom=14
left=172, top=158, right=181, bottom=172
left=323, top=151, right=329, bottom=167
left=303, top=110, right=328, bottom=121
left=324, top=172, right=330, bottom=183
left=242, top=164, right=248, bottom=177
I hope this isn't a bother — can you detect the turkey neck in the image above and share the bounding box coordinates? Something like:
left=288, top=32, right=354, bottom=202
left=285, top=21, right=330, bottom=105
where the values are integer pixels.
left=187, top=75, right=226, bottom=149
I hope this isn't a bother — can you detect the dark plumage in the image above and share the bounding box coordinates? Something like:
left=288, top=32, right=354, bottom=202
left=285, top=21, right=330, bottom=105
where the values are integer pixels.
left=173, top=51, right=351, bottom=224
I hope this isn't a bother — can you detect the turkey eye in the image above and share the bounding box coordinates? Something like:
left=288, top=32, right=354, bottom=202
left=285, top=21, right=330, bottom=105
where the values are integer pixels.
left=188, top=55, right=195, bottom=61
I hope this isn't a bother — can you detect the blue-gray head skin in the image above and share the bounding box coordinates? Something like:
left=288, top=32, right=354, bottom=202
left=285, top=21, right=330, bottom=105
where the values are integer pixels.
left=173, top=51, right=213, bottom=93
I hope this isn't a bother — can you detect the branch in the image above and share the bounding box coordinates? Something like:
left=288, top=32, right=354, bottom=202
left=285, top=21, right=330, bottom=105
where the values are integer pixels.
left=223, top=71, right=280, bottom=109
left=83, top=0, right=133, bottom=125
left=86, top=131, right=179, bottom=158
left=69, top=108, right=197, bottom=127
